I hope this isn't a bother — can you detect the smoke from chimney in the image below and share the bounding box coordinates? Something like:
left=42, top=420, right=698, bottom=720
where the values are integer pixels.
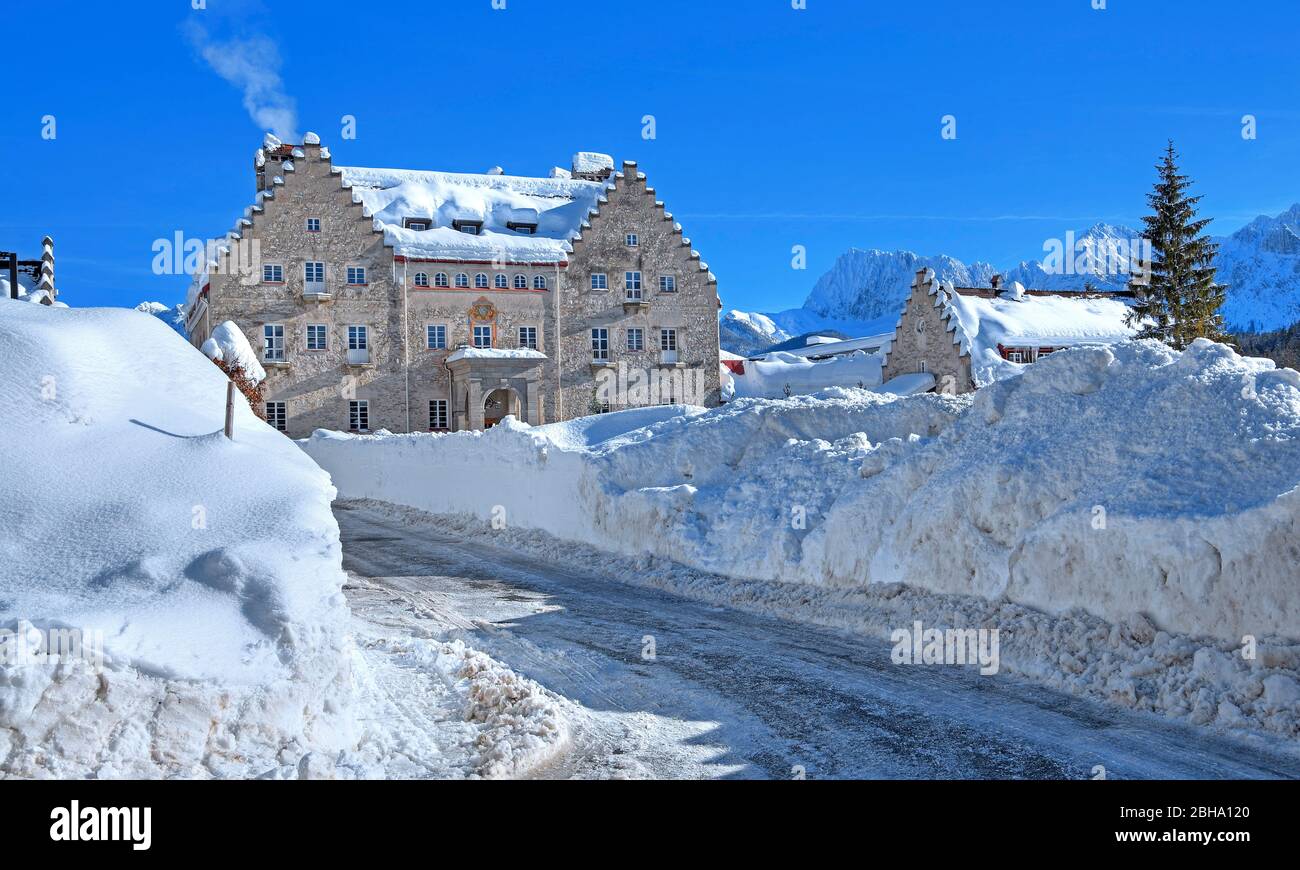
left=184, top=22, right=300, bottom=142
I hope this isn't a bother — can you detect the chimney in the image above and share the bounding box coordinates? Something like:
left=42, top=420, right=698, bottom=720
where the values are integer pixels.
left=571, top=151, right=615, bottom=181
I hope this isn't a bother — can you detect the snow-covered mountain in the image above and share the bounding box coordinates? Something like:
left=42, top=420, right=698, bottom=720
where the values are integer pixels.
left=804, top=250, right=1000, bottom=323
left=135, top=301, right=188, bottom=337
left=1216, top=204, right=1300, bottom=333
left=1003, top=223, right=1144, bottom=292
left=722, top=206, right=1300, bottom=354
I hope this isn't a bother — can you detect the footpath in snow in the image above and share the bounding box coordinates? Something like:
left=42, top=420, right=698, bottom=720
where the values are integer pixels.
left=303, top=339, right=1300, bottom=741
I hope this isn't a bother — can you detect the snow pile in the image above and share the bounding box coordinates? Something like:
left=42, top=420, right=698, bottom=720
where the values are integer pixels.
left=0, top=299, right=353, bottom=778
left=730, top=349, right=883, bottom=398
left=201, top=320, right=266, bottom=384
left=346, top=634, right=567, bottom=779
left=303, top=338, right=1300, bottom=650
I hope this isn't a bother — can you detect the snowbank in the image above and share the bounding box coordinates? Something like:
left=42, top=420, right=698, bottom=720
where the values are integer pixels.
left=303, top=340, right=1300, bottom=650
left=0, top=299, right=352, bottom=777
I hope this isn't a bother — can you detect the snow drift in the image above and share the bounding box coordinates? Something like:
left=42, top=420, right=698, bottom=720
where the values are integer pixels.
left=0, top=299, right=354, bottom=778
left=304, top=340, right=1300, bottom=648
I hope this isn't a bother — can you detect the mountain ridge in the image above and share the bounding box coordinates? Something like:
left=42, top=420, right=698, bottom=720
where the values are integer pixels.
left=722, top=204, right=1300, bottom=354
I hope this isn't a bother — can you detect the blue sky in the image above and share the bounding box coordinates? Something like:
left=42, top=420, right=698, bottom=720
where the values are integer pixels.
left=4, top=0, right=1298, bottom=313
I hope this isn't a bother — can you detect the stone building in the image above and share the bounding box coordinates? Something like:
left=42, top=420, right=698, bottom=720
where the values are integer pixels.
left=880, top=269, right=1137, bottom=394
left=187, top=135, right=722, bottom=436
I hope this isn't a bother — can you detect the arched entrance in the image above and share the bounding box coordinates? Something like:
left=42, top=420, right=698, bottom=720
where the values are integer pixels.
left=483, top=388, right=521, bottom=428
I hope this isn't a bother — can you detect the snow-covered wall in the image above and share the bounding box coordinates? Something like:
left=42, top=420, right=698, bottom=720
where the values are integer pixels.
left=304, top=340, right=1300, bottom=648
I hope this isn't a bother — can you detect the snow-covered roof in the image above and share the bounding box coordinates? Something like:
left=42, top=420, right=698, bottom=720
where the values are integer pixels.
left=335, top=165, right=607, bottom=264
left=445, top=346, right=548, bottom=364
left=945, top=289, right=1135, bottom=348
left=922, top=275, right=1137, bottom=386
left=764, top=332, right=895, bottom=361
left=731, top=349, right=883, bottom=399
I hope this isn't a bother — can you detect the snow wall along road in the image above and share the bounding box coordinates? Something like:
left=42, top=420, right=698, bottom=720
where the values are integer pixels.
left=302, top=339, right=1300, bottom=646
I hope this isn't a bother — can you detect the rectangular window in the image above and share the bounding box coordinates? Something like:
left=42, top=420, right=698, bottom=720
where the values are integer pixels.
left=348, top=325, right=368, bottom=350
left=659, top=275, right=676, bottom=292
left=590, top=273, right=608, bottom=291
left=306, top=324, right=328, bottom=350
left=349, top=400, right=369, bottom=432
left=346, top=266, right=367, bottom=285
left=408, top=221, right=428, bottom=231
left=305, top=218, right=321, bottom=232
left=262, top=264, right=283, bottom=283
left=429, top=399, right=449, bottom=431
left=265, top=401, right=286, bottom=431
left=659, top=327, right=679, bottom=363
left=518, top=326, right=537, bottom=350
left=625, top=233, right=639, bottom=247
left=263, top=324, right=285, bottom=361
left=426, top=324, right=447, bottom=349
left=591, top=328, right=609, bottom=361
left=473, top=324, right=493, bottom=348
left=626, top=272, right=643, bottom=302
left=627, top=327, right=644, bottom=351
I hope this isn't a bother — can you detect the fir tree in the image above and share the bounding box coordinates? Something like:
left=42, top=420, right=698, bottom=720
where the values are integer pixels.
left=1126, top=142, right=1228, bottom=349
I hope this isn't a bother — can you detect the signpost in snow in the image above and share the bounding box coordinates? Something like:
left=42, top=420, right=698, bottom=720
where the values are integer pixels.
left=224, top=381, right=235, bottom=440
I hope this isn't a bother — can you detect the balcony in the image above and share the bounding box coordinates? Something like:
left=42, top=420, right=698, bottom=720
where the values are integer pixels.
left=623, top=289, right=649, bottom=313
left=659, top=349, right=680, bottom=366
left=347, top=347, right=372, bottom=366
left=303, top=281, right=331, bottom=301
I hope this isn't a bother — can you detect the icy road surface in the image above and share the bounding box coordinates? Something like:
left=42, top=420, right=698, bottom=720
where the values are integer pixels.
left=337, top=501, right=1300, bottom=780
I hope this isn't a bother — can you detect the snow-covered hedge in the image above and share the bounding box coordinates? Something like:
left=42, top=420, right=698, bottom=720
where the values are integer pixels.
left=0, top=299, right=354, bottom=777
left=304, top=340, right=1300, bottom=647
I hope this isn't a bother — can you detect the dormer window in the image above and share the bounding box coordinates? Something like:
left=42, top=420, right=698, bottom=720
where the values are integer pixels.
left=404, top=218, right=430, bottom=231
left=507, top=221, right=538, bottom=235
left=452, top=219, right=483, bottom=236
